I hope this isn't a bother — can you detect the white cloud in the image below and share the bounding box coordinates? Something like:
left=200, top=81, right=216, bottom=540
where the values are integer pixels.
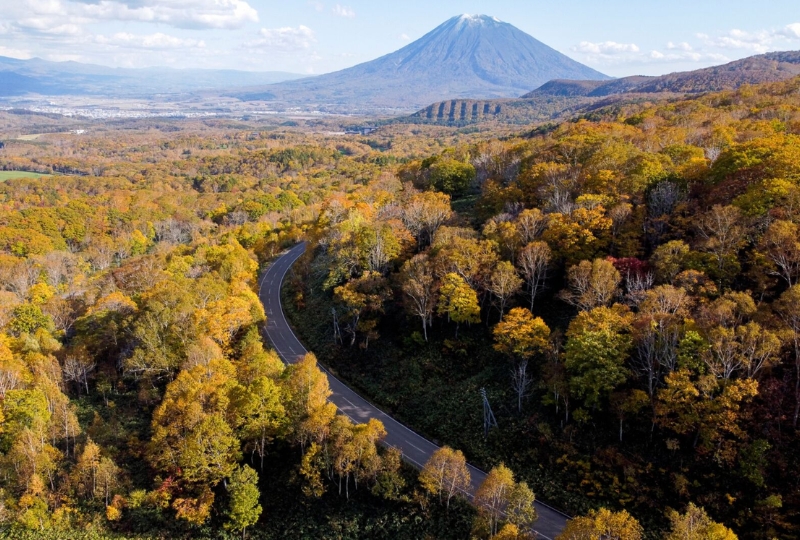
left=697, top=23, right=800, bottom=53
left=575, top=36, right=733, bottom=69
left=399, top=33, right=410, bottom=41
left=42, top=24, right=83, bottom=36
left=96, top=32, right=205, bottom=50
left=575, top=41, right=639, bottom=55
left=577, top=22, right=800, bottom=74
left=332, top=4, right=355, bottom=18
left=667, top=41, right=693, bottom=51
left=648, top=50, right=729, bottom=64
left=0, top=45, right=32, bottom=59
left=307, top=1, right=324, bottom=11
left=698, top=29, right=772, bottom=53
left=783, top=23, right=800, bottom=39
left=246, top=25, right=316, bottom=51
left=6, top=0, right=258, bottom=33
left=78, top=0, right=259, bottom=29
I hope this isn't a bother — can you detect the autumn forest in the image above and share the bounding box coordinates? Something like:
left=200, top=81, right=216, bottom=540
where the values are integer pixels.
left=2, top=75, right=800, bottom=539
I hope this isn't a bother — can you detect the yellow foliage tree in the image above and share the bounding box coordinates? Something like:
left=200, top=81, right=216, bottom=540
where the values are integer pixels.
left=557, top=508, right=643, bottom=540
left=419, top=446, right=471, bottom=509
left=666, top=503, right=738, bottom=540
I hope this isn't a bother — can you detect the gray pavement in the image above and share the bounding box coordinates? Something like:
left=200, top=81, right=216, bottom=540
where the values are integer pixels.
left=258, top=242, right=569, bottom=539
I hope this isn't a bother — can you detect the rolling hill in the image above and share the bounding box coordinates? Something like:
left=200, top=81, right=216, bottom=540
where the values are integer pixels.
left=402, top=50, right=800, bottom=126
left=233, top=14, right=609, bottom=112
left=523, top=51, right=800, bottom=98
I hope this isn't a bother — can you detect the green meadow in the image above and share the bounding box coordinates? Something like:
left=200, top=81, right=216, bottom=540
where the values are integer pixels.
left=0, top=170, right=51, bottom=181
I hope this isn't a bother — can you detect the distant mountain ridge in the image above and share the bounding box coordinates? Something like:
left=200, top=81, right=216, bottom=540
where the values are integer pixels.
left=403, top=50, right=800, bottom=126
left=524, top=51, right=800, bottom=98
left=233, top=14, right=609, bottom=112
left=0, top=56, right=304, bottom=97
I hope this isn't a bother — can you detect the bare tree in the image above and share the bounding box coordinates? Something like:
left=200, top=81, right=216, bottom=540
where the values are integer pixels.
left=471, top=140, right=521, bottom=185
left=548, top=189, right=576, bottom=216
left=113, top=233, right=132, bottom=263
left=536, top=163, right=579, bottom=214
left=559, top=259, right=621, bottom=311
left=510, top=359, right=533, bottom=414
left=515, top=208, right=547, bottom=244
left=609, top=203, right=633, bottom=245
left=632, top=286, right=689, bottom=398
left=0, top=258, right=40, bottom=300
left=0, top=356, right=25, bottom=397
left=402, top=191, right=452, bottom=247
left=36, top=251, right=79, bottom=288
left=704, top=145, right=723, bottom=163
left=43, top=295, right=83, bottom=334
left=223, top=210, right=249, bottom=227
left=760, top=220, right=800, bottom=286
left=366, top=225, right=396, bottom=274
left=86, top=236, right=116, bottom=271
left=739, top=322, right=781, bottom=379
left=623, top=270, right=655, bottom=307
left=63, top=353, right=96, bottom=396
left=697, top=205, right=746, bottom=270
left=704, top=327, right=742, bottom=380
left=488, top=261, right=523, bottom=319
left=154, top=218, right=194, bottom=245
left=648, top=181, right=683, bottom=218
left=400, top=254, right=437, bottom=341
left=518, top=241, right=551, bottom=310
left=647, top=181, right=684, bottom=243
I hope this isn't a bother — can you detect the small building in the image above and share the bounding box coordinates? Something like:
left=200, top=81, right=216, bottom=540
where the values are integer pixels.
left=344, top=126, right=378, bottom=136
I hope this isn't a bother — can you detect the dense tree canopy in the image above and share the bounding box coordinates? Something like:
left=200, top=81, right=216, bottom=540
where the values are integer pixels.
left=3, top=74, right=800, bottom=539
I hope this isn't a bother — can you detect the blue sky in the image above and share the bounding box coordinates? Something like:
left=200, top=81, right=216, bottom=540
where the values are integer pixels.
left=1, top=0, right=799, bottom=76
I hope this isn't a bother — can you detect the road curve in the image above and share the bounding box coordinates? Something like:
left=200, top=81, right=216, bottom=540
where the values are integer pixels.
left=258, top=242, right=569, bottom=539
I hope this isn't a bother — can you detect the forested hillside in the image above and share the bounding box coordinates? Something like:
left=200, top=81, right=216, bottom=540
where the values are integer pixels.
left=287, top=76, right=800, bottom=539
left=0, top=129, right=480, bottom=538
left=1, top=75, right=800, bottom=539
left=405, top=50, right=800, bottom=127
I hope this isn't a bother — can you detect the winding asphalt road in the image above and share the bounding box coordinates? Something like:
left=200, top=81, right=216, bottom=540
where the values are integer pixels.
left=258, top=242, right=569, bottom=539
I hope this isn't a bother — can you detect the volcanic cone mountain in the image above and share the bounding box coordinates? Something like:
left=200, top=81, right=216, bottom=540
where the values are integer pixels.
left=234, top=14, right=609, bottom=112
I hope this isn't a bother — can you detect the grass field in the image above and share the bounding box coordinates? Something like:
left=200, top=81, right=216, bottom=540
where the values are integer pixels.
left=0, top=171, right=51, bottom=181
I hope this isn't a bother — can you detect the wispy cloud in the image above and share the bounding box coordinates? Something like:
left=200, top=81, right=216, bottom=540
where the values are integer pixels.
left=6, top=0, right=259, bottom=34
left=648, top=50, right=729, bottom=64
left=332, top=4, right=355, bottom=18
left=399, top=33, right=410, bottom=42
left=575, top=41, right=639, bottom=55
left=697, top=23, right=800, bottom=53
left=575, top=22, right=800, bottom=71
left=0, top=45, right=32, bottom=59
left=697, top=30, right=772, bottom=53
left=246, top=25, right=317, bottom=51
left=95, top=32, right=205, bottom=50
left=666, top=41, right=693, bottom=51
